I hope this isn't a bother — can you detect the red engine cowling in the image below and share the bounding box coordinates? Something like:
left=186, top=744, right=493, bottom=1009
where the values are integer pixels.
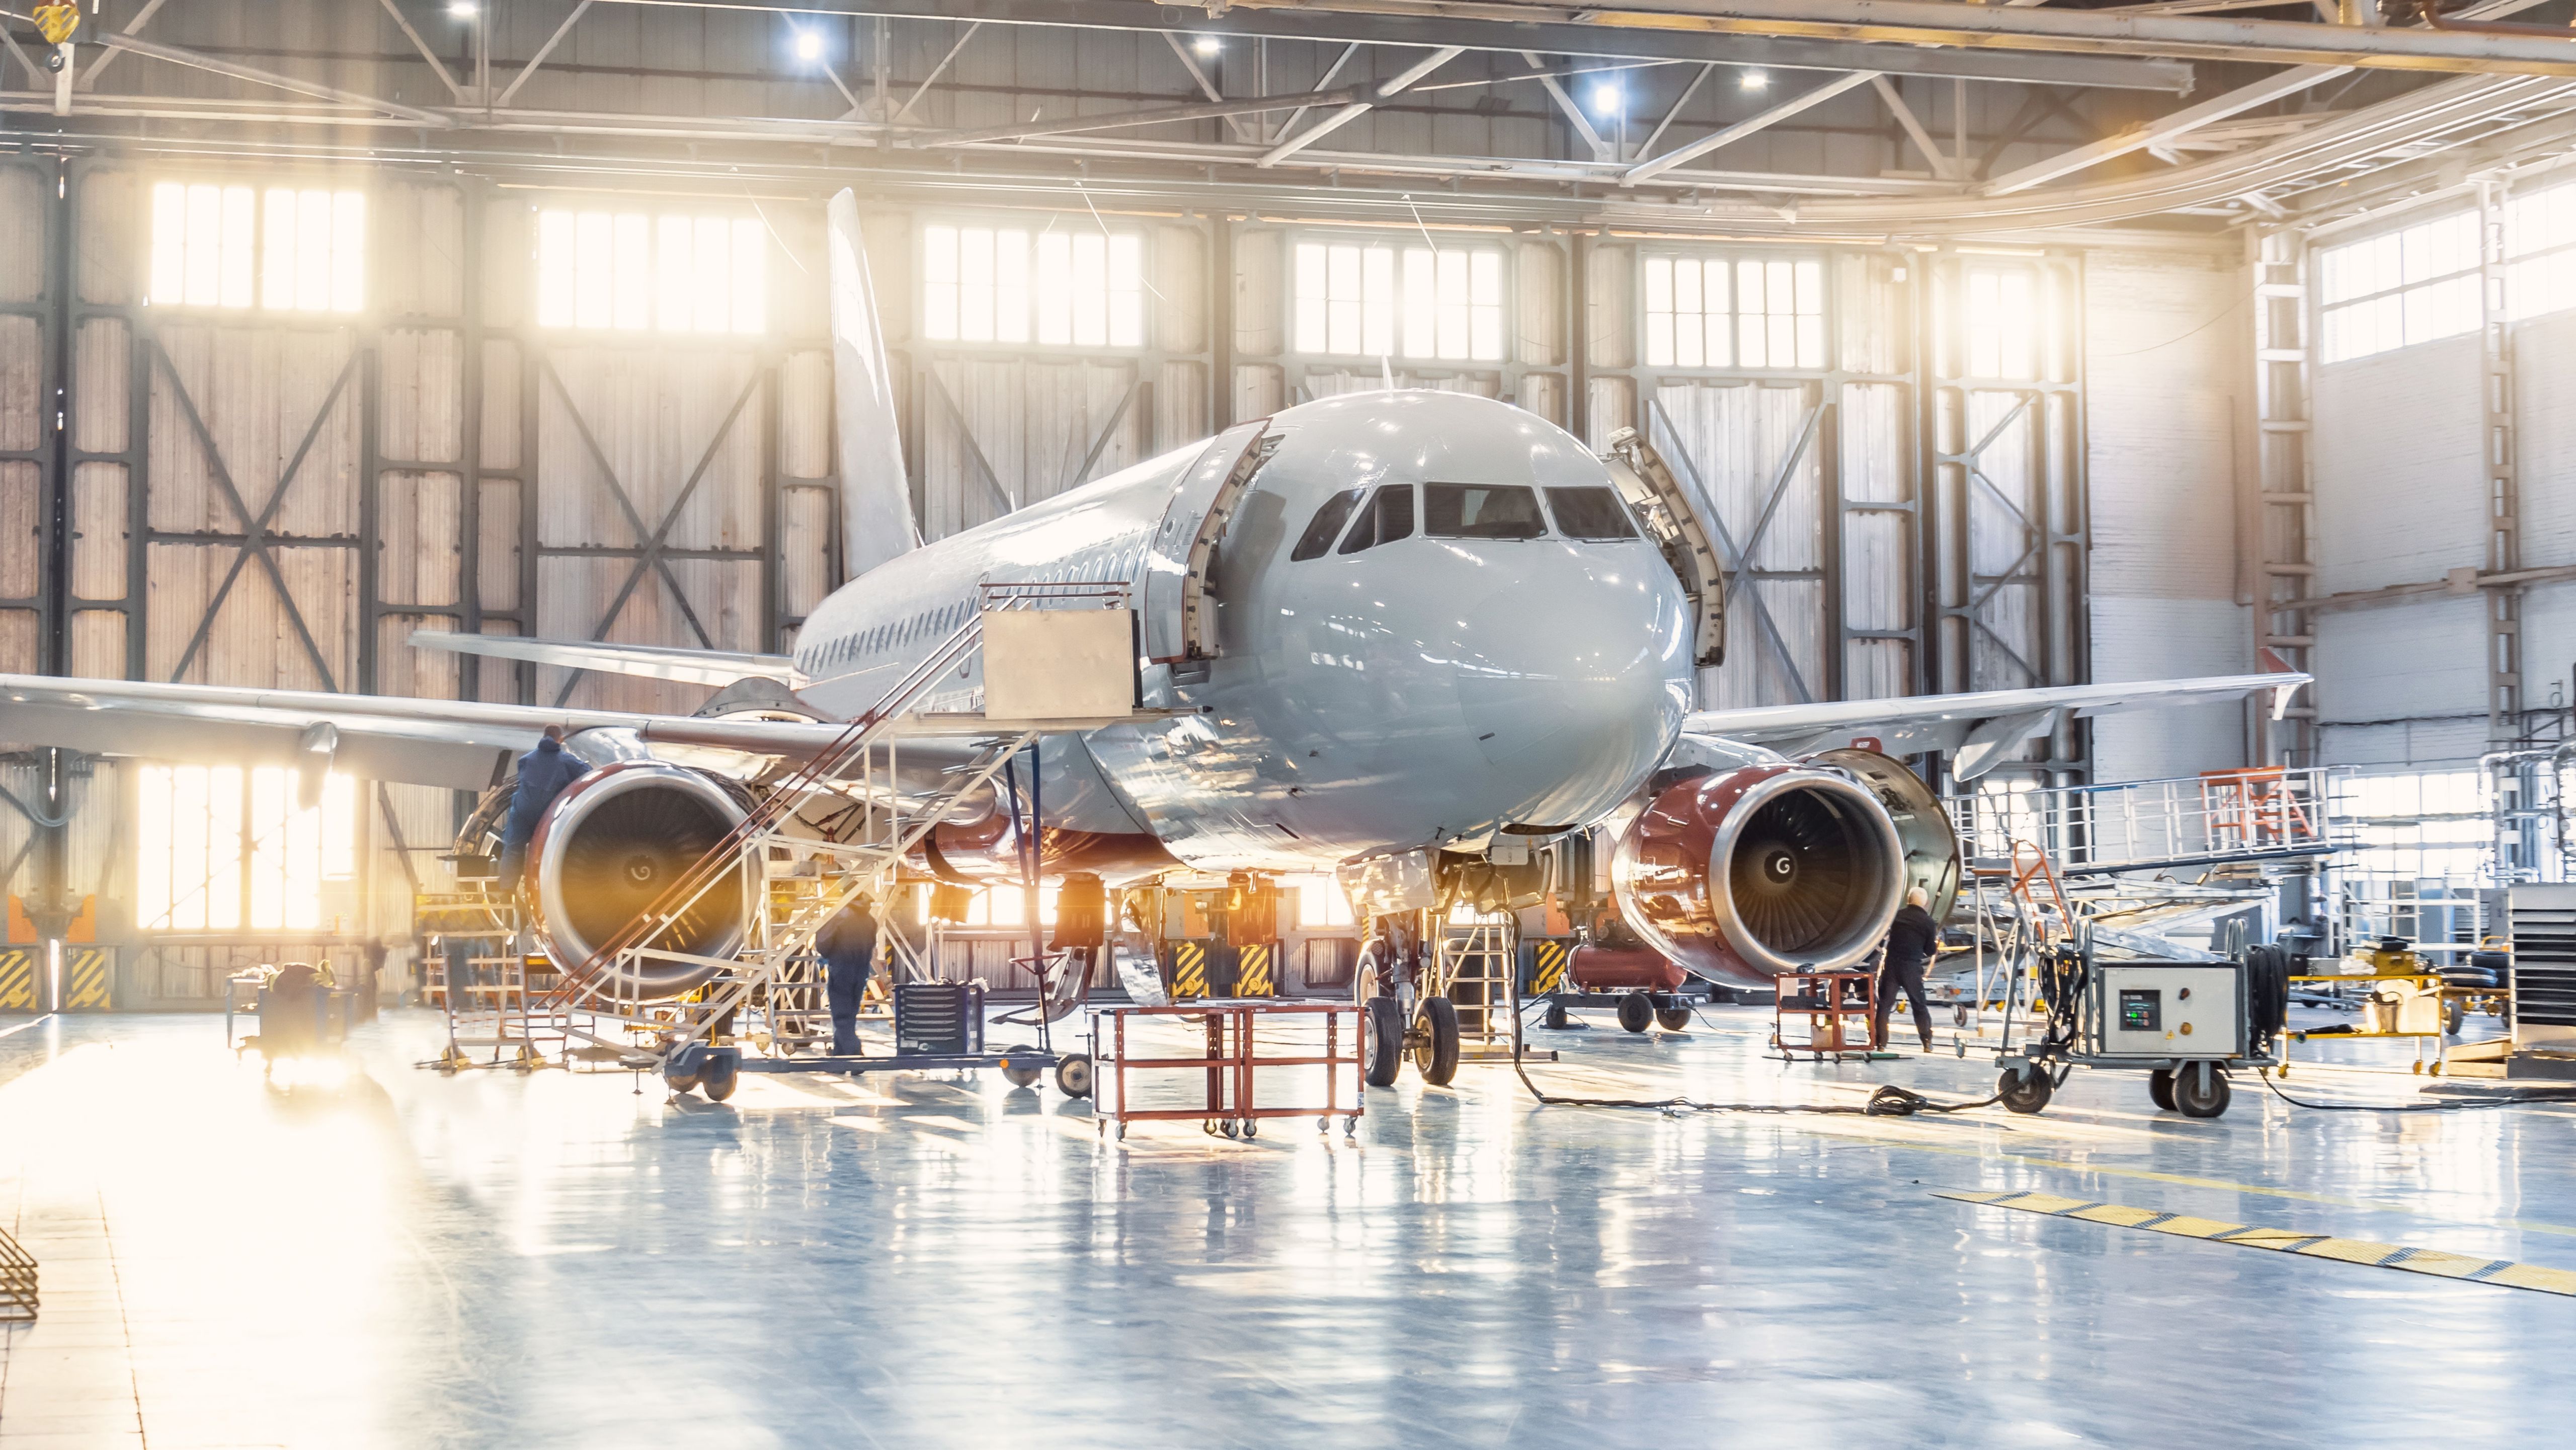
left=1611, top=765, right=1910, bottom=987
left=1567, top=945, right=1688, bottom=993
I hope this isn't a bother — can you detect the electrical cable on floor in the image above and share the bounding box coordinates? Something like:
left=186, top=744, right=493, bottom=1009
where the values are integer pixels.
left=2253, top=1066, right=2576, bottom=1113
left=1503, top=991, right=2004, bottom=1117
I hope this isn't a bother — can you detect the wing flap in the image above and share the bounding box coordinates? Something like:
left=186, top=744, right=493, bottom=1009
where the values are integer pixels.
left=409, top=632, right=804, bottom=688
left=1682, top=673, right=2309, bottom=778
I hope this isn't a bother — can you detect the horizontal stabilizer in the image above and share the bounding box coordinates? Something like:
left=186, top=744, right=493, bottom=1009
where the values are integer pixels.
left=411, top=632, right=805, bottom=689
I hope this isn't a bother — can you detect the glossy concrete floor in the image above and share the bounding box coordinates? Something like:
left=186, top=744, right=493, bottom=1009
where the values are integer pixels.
left=1, top=1004, right=2570, bottom=1449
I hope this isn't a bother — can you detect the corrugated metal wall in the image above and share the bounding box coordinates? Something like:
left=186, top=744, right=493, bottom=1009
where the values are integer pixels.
left=2311, top=331, right=2490, bottom=765
left=2084, top=245, right=2252, bottom=783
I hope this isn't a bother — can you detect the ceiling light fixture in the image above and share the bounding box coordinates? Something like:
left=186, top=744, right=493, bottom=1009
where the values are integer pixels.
left=1741, top=68, right=1770, bottom=91
left=794, top=30, right=824, bottom=62
left=1193, top=36, right=1221, bottom=57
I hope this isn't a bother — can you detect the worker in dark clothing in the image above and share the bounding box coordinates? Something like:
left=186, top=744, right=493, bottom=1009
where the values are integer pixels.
left=817, top=893, right=878, bottom=1056
left=498, top=725, right=588, bottom=890
left=1873, top=885, right=1942, bottom=1053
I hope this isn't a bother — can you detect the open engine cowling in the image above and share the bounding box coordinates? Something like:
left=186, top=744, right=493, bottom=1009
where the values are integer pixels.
left=1611, top=765, right=1909, bottom=986
left=524, top=761, right=752, bottom=999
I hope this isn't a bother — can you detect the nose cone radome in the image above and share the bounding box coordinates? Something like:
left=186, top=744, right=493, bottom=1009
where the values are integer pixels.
left=1452, top=560, right=1691, bottom=829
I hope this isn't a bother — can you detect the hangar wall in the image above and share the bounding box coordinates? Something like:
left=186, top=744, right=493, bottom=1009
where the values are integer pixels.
left=0, top=152, right=2246, bottom=1005
left=2302, top=183, right=2576, bottom=770
left=2082, top=245, right=2254, bottom=784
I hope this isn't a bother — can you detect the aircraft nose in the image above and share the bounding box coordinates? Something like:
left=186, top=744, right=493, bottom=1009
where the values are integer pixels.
left=1450, top=557, right=1688, bottom=823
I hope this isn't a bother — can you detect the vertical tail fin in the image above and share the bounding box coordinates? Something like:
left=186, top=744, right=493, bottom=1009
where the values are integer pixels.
left=828, top=188, right=921, bottom=580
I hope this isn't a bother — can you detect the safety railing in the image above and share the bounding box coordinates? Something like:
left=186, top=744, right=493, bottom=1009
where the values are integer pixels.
left=1946, top=765, right=2355, bottom=879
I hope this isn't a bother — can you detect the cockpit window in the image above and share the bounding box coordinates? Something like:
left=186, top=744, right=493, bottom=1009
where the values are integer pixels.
left=1546, top=487, right=1640, bottom=541
left=1291, top=488, right=1366, bottom=562
left=1424, top=484, right=1546, bottom=541
left=1336, top=484, right=1415, bottom=555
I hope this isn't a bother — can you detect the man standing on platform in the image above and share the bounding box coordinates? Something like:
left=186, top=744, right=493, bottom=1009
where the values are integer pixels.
left=818, top=893, right=878, bottom=1056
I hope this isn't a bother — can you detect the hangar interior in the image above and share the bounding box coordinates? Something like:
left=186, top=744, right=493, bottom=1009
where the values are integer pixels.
left=4, top=2, right=2576, bottom=1446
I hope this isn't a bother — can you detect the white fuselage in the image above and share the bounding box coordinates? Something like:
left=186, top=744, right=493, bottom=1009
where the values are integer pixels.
left=791, top=391, right=1696, bottom=872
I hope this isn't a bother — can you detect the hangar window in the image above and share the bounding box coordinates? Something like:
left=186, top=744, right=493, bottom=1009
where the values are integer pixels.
left=534, top=209, right=767, bottom=334
left=1643, top=254, right=1824, bottom=370
left=2317, top=210, right=2479, bottom=363
left=2508, top=181, right=2576, bottom=320
left=1424, top=484, right=1546, bottom=541
left=148, top=182, right=365, bottom=314
left=1292, top=239, right=1505, bottom=362
left=921, top=224, right=1144, bottom=348
left=1284, top=873, right=1356, bottom=928
left=1546, top=487, right=1639, bottom=541
left=1963, top=266, right=2042, bottom=379
left=1292, top=488, right=1368, bottom=562
left=134, top=766, right=357, bottom=933
left=1336, top=484, right=1415, bottom=555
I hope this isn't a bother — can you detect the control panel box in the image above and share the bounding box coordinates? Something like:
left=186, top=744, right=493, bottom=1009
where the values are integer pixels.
left=2085, top=962, right=2243, bottom=1059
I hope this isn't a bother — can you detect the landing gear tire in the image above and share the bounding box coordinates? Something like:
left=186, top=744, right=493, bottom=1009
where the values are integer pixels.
left=2172, top=1064, right=2231, bottom=1119
left=2148, top=1068, right=2177, bottom=1113
left=1001, top=1062, right=1042, bottom=1089
left=1413, top=998, right=1461, bottom=1086
left=699, top=1053, right=739, bottom=1104
left=1054, top=1053, right=1094, bottom=1099
left=1543, top=1001, right=1571, bottom=1030
left=1362, top=996, right=1405, bottom=1088
left=1616, top=992, right=1654, bottom=1034
left=1998, top=1067, right=2054, bottom=1115
left=1654, top=1006, right=1693, bottom=1033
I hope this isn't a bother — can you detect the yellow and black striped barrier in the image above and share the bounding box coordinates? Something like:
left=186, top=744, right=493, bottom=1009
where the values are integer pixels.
left=1236, top=943, right=1274, bottom=997
left=61, top=948, right=111, bottom=1011
left=0, top=949, right=36, bottom=1012
left=1939, top=1188, right=2576, bottom=1296
left=1171, top=941, right=1209, bottom=1000
left=1531, top=939, right=1570, bottom=996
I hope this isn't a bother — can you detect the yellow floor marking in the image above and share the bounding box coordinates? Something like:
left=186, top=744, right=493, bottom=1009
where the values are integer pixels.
left=1762, top=1117, right=2576, bottom=1240
left=1938, top=1188, right=2576, bottom=1296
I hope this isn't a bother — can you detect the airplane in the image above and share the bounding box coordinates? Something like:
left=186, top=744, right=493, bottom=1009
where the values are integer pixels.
left=0, top=188, right=2303, bottom=1088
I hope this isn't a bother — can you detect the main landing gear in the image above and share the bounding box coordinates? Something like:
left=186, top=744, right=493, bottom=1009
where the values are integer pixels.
left=1355, top=934, right=1463, bottom=1088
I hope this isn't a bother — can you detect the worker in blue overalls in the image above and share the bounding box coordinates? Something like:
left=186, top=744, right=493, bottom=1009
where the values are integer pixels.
left=816, top=893, right=878, bottom=1056
left=498, top=725, right=587, bottom=891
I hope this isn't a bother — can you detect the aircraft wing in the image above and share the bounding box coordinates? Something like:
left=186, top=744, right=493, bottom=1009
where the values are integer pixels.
left=0, top=673, right=1125, bottom=793
left=1682, top=673, right=2309, bottom=780
left=410, top=632, right=806, bottom=688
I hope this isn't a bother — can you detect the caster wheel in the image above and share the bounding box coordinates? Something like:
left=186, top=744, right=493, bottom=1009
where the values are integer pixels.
left=1953, top=1004, right=1970, bottom=1028
left=1413, top=998, right=1461, bottom=1086
left=2148, top=1069, right=2177, bottom=1113
left=2443, top=998, right=2465, bottom=1036
left=1616, top=993, right=1653, bottom=1034
left=1054, top=1054, right=1094, bottom=1098
left=664, top=1072, right=701, bottom=1095
left=1997, top=1068, right=2053, bottom=1115
left=1543, top=1001, right=1571, bottom=1030
left=1343, top=1115, right=1359, bottom=1135
left=2172, top=1064, right=2231, bottom=1119
left=1000, top=1062, right=1042, bottom=1089
left=1317, top=1116, right=1330, bottom=1133
left=1242, top=1120, right=1258, bottom=1139
left=1115, top=1123, right=1128, bottom=1141
left=1654, top=1006, right=1693, bottom=1033
left=1203, top=1119, right=1220, bottom=1137
left=1221, top=1118, right=1240, bottom=1139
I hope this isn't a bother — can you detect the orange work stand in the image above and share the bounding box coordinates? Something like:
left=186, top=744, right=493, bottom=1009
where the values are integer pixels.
left=1773, top=970, right=1880, bottom=1060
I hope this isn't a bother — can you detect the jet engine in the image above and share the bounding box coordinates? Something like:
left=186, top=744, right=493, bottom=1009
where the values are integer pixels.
left=522, top=762, right=753, bottom=999
left=1611, top=765, right=1910, bottom=986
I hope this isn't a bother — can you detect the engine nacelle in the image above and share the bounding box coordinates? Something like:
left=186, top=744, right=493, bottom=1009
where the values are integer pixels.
left=1611, top=765, right=1909, bottom=986
left=524, top=761, right=752, bottom=999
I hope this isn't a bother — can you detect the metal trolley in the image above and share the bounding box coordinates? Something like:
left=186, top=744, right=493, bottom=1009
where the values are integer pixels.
left=1989, top=942, right=2291, bottom=1120
left=1091, top=1000, right=1364, bottom=1141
